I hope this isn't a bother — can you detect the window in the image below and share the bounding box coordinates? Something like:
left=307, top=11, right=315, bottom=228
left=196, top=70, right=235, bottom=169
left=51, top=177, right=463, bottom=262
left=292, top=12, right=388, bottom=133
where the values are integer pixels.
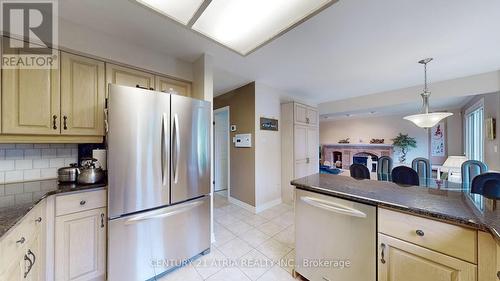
left=464, top=100, right=484, bottom=162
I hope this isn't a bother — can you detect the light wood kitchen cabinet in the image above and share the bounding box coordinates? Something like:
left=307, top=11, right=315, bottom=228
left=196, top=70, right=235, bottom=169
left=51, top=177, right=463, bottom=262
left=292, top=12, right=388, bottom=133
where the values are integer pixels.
left=378, top=234, right=476, bottom=281
left=155, top=75, right=191, bottom=97
left=294, top=103, right=318, bottom=126
left=281, top=102, right=319, bottom=203
left=55, top=191, right=106, bottom=281
left=2, top=41, right=60, bottom=135
left=60, top=52, right=105, bottom=136
left=106, top=63, right=155, bottom=96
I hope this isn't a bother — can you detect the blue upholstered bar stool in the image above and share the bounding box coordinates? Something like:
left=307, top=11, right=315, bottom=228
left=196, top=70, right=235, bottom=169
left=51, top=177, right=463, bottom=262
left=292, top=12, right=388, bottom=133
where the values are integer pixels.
left=391, top=166, right=420, bottom=186
left=411, top=157, right=431, bottom=179
left=461, top=160, right=488, bottom=190
left=377, top=156, right=393, bottom=181
left=349, top=164, right=371, bottom=180
left=471, top=172, right=500, bottom=199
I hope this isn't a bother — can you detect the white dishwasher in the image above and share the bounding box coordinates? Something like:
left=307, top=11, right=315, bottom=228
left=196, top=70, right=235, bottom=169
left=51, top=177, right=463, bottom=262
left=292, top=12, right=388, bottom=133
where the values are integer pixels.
left=295, top=189, right=376, bottom=281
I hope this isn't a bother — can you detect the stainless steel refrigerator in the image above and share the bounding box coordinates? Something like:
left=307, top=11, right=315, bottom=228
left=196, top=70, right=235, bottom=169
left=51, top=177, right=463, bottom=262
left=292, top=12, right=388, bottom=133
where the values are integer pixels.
left=106, top=84, right=211, bottom=281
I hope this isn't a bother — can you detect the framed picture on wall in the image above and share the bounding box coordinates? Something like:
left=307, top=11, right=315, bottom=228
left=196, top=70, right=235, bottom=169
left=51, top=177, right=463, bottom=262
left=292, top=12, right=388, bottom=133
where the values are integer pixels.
left=429, top=120, right=447, bottom=165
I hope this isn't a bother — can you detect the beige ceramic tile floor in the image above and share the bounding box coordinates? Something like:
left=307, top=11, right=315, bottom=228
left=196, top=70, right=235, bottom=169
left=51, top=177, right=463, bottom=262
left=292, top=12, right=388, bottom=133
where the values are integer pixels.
left=158, top=191, right=304, bottom=281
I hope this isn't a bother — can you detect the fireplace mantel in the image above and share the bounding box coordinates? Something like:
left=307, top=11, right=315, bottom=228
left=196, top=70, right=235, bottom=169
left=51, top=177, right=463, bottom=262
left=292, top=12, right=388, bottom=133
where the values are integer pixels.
left=322, top=143, right=394, bottom=169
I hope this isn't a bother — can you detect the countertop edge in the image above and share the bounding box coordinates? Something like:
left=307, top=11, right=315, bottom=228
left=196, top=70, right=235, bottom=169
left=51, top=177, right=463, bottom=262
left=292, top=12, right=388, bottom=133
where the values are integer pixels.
left=292, top=181, right=500, bottom=242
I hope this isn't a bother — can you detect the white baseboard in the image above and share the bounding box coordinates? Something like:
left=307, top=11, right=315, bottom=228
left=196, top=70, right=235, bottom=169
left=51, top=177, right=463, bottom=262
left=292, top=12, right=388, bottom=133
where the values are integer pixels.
left=255, top=198, right=282, bottom=213
left=228, top=196, right=256, bottom=213
left=228, top=196, right=282, bottom=214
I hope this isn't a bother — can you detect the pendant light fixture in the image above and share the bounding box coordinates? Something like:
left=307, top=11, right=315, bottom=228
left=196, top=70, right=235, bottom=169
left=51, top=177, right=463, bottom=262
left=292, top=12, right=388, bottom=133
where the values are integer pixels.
left=403, top=58, right=453, bottom=128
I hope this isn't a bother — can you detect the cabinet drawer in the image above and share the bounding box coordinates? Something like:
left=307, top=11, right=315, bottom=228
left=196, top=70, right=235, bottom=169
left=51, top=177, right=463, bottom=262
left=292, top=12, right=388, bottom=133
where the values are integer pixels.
left=56, top=189, right=106, bottom=216
left=378, top=208, right=477, bottom=264
left=0, top=202, right=43, bottom=277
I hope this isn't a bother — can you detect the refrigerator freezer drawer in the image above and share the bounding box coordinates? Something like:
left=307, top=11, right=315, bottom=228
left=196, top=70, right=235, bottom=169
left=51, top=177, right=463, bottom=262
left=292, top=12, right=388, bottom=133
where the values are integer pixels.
left=108, top=196, right=211, bottom=281
left=295, top=189, right=376, bottom=281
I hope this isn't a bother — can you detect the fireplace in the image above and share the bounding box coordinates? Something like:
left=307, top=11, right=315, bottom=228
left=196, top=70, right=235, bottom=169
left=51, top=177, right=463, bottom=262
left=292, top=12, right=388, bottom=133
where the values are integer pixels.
left=322, top=144, right=393, bottom=170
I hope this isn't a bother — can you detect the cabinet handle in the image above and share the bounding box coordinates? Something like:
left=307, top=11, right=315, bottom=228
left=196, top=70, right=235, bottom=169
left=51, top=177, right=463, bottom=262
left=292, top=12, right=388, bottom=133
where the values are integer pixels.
left=27, top=249, right=36, bottom=266
left=101, top=213, right=105, bottom=228
left=306, top=117, right=310, bottom=124
left=415, top=229, right=425, bottom=237
left=80, top=200, right=86, bottom=206
left=52, top=115, right=58, bottom=130
left=380, top=243, right=386, bottom=264
left=497, top=271, right=499, bottom=280
left=24, top=254, right=33, bottom=278
left=306, top=157, right=310, bottom=164
left=35, top=217, right=42, bottom=223
left=16, top=237, right=26, bottom=244
left=63, top=115, right=68, bottom=130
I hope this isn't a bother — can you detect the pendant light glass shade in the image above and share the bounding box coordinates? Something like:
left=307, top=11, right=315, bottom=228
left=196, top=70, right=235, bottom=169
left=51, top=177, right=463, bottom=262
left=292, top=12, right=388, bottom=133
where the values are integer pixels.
left=404, top=58, right=453, bottom=128
left=403, top=112, right=453, bottom=128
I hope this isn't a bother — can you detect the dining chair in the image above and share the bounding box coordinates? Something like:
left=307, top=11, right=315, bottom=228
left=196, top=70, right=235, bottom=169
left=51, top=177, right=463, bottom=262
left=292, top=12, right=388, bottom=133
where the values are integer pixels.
left=392, top=166, right=420, bottom=186
left=471, top=172, right=500, bottom=199
left=411, top=157, right=431, bottom=179
left=461, top=160, right=488, bottom=190
left=377, top=156, right=393, bottom=181
left=349, top=164, right=370, bottom=180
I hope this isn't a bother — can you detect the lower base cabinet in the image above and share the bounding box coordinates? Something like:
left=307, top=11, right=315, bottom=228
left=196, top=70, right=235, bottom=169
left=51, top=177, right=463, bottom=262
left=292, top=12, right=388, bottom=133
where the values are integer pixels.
left=55, top=207, right=106, bottom=281
left=378, top=234, right=476, bottom=281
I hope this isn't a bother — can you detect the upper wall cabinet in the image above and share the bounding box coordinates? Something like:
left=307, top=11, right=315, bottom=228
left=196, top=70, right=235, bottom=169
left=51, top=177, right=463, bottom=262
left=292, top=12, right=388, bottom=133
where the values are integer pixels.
left=294, top=103, right=318, bottom=126
left=61, top=53, right=105, bottom=136
left=105, top=63, right=155, bottom=96
left=155, top=75, right=191, bottom=97
left=2, top=45, right=61, bottom=135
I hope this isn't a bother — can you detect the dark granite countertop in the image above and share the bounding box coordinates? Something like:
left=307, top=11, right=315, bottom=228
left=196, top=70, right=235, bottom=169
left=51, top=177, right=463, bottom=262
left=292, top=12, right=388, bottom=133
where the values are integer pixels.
left=291, top=173, right=500, bottom=241
left=0, top=179, right=107, bottom=239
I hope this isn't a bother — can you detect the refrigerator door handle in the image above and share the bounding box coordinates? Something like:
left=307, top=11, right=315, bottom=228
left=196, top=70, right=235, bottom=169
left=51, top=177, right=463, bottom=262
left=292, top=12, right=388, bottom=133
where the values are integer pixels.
left=300, top=196, right=367, bottom=218
left=124, top=200, right=203, bottom=224
left=173, top=114, right=180, bottom=184
left=161, top=113, right=168, bottom=186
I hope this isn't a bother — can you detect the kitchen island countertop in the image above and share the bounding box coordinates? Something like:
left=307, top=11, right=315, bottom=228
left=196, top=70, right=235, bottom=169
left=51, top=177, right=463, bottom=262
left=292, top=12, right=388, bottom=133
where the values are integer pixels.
left=291, top=173, right=500, bottom=241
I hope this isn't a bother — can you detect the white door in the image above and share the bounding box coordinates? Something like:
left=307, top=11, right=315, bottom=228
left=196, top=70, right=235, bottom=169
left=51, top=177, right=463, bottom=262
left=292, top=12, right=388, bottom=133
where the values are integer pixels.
left=307, top=127, right=319, bottom=174
left=214, top=109, right=229, bottom=192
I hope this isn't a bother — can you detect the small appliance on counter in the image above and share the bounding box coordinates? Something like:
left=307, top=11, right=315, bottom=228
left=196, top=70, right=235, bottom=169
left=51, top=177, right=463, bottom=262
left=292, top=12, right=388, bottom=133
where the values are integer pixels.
left=57, top=158, right=106, bottom=187
left=57, top=163, right=79, bottom=183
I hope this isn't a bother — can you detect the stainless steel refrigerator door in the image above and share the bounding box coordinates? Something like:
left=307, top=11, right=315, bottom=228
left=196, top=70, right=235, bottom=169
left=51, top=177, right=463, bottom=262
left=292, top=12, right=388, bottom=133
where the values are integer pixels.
left=108, top=196, right=210, bottom=281
left=107, top=84, right=170, bottom=218
left=170, top=95, right=211, bottom=204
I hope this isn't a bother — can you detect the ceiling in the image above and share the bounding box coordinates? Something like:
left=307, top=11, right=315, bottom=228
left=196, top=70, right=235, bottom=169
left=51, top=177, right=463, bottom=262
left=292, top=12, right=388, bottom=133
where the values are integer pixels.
left=58, top=0, right=500, bottom=103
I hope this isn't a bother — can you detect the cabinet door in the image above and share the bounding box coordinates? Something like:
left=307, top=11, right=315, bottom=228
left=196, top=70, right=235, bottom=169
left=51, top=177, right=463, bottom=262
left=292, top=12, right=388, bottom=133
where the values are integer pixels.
left=55, top=208, right=106, bottom=281
left=2, top=44, right=60, bottom=135
left=294, top=103, right=308, bottom=125
left=378, top=234, right=476, bottom=281
left=306, top=126, right=319, bottom=174
left=61, top=53, right=105, bottom=136
left=155, top=75, right=191, bottom=97
left=105, top=63, right=155, bottom=96
left=306, top=108, right=318, bottom=126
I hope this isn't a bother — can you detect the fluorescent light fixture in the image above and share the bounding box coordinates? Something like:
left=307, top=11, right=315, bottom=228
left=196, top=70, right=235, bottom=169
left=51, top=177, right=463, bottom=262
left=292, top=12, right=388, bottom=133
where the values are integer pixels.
left=192, top=0, right=333, bottom=55
left=136, top=0, right=204, bottom=25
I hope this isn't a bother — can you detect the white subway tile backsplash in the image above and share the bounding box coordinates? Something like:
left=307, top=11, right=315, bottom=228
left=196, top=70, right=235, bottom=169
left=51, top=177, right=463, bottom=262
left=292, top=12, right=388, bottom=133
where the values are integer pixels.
left=0, top=195, right=15, bottom=208
left=0, top=160, right=15, bottom=171
left=56, top=148, right=72, bottom=157
left=49, top=158, right=65, bottom=168
left=15, top=193, right=33, bottom=204
left=33, top=144, right=50, bottom=148
left=15, top=144, right=33, bottom=149
left=41, top=149, right=57, bottom=158
left=6, top=149, right=24, bottom=160
left=23, top=169, right=41, bottom=181
left=33, top=159, right=50, bottom=169
left=0, top=143, right=78, bottom=183
left=24, top=149, right=41, bottom=159
left=5, top=171, right=23, bottom=182
left=0, top=185, right=4, bottom=196
left=5, top=183, right=24, bottom=195
left=23, top=181, right=41, bottom=192
left=15, top=159, right=33, bottom=170
left=41, top=168, right=57, bottom=179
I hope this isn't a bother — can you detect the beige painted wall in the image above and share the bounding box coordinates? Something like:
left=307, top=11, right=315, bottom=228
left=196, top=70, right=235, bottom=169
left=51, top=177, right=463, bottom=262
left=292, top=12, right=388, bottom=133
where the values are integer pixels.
left=214, top=83, right=256, bottom=206
left=320, top=109, right=462, bottom=165
left=461, top=92, right=500, bottom=171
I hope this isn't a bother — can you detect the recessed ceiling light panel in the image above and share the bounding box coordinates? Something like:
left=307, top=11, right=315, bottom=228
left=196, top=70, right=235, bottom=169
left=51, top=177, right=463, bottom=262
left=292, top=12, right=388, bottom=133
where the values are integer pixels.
left=192, top=0, right=333, bottom=55
left=136, top=0, right=204, bottom=25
